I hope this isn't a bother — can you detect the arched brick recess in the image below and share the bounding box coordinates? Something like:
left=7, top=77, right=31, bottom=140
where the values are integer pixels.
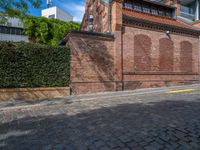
left=134, top=34, right=152, bottom=71
left=159, top=38, right=174, bottom=71
left=180, top=41, right=193, bottom=72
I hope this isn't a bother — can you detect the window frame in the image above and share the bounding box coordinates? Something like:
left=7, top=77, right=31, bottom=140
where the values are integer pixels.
left=123, top=0, right=173, bottom=18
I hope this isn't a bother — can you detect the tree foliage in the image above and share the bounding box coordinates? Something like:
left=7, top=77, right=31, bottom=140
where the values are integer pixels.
left=23, top=16, right=80, bottom=46
left=0, top=0, right=42, bottom=24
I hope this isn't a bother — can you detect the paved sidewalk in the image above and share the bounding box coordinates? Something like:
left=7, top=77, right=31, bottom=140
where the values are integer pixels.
left=0, top=84, right=200, bottom=150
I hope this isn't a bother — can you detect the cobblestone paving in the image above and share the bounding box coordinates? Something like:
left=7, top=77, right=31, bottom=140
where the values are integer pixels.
left=0, top=85, right=200, bottom=150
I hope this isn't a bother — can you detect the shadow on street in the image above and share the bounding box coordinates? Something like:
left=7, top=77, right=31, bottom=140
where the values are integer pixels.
left=0, top=98, right=200, bottom=150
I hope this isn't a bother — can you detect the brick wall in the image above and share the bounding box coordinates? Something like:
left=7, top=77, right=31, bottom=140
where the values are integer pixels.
left=70, top=0, right=199, bottom=95
left=193, top=21, right=200, bottom=28
left=68, top=31, right=115, bottom=94
left=122, top=26, right=199, bottom=90
left=81, top=0, right=110, bottom=33
left=67, top=28, right=199, bottom=95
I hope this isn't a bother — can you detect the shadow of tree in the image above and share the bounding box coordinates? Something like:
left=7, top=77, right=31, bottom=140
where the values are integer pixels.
left=1, top=99, right=200, bottom=149
left=69, top=36, right=115, bottom=94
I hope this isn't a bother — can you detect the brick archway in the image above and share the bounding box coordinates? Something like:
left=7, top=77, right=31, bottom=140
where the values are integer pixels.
left=134, top=34, right=152, bottom=71
left=180, top=41, right=193, bottom=73
left=159, top=38, right=174, bottom=72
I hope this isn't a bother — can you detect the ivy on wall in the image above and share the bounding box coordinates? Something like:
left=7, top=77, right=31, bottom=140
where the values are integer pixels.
left=0, top=42, right=70, bottom=88
left=23, top=16, right=80, bottom=46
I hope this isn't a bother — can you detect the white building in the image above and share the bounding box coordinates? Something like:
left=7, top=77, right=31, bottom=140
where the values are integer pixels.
left=0, top=18, right=28, bottom=42
left=41, top=6, right=73, bottom=22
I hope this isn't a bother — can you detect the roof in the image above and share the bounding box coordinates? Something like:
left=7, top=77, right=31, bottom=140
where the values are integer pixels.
left=122, top=8, right=200, bottom=35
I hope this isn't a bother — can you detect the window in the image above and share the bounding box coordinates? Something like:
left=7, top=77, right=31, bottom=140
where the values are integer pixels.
left=143, top=5, right=150, bottom=13
left=48, top=14, right=55, bottom=19
left=11, top=28, right=16, bottom=34
left=1, top=26, right=6, bottom=34
left=0, top=26, right=24, bottom=35
left=123, top=1, right=173, bottom=18
left=89, top=15, right=93, bottom=25
left=124, top=2, right=133, bottom=9
left=180, top=1, right=196, bottom=15
left=151, top=6, right=158, bottom=15
left=133, top=2, right=142, bottom=11
left=165, top=10, right=172, bottom=17
left=16, top=28, right=22, bottom=35
left=158, top=9, right=165, bottom=16
left=4, top=27, right=10, bottom=34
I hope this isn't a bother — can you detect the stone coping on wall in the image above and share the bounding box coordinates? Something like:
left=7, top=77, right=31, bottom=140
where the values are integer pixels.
left=123, top=72, right=199, bottom=75
left=60, top=30, right=115, bottom=46
left=69, top=30, right=114, bottom=38
left=0, top=87, right=70, bottom=101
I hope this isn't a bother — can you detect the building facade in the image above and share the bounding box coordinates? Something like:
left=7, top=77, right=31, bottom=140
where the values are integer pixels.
left=67, top=0, right=200, bottom=94
left=42, top=6, right=73, bottom=22
left=0, top=18, right=28, bottom=42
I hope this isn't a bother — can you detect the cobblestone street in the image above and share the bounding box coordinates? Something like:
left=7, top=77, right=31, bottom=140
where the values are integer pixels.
left=0, top=85, right=200, bottom=150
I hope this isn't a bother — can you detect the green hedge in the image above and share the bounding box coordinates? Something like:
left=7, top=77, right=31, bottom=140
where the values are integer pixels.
left=0, top=42, right=70, bottom=88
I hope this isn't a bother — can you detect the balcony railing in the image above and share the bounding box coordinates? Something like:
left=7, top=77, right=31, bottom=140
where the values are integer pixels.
left=180, top=11, right=196, bottom=21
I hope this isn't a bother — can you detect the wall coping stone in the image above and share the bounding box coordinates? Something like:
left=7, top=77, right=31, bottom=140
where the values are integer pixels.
left=0, top=87, right=70, bottom=92
left=0, top=87, right=70, bottom=101
left=69, top=30, right=115, bottom=38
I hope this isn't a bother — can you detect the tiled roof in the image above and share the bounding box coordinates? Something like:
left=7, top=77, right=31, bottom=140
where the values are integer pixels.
left=123, top=8, right=196, bottom=31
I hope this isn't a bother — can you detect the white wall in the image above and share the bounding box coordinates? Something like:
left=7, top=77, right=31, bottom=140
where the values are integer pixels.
left=42, top=6, right=73, bottom=22
left=56, top=7, right=73, bottom=22
left=42, top=7, right=57, bottom=18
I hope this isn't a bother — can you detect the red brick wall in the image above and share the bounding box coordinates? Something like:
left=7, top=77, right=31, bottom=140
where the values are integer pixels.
left=193, top=21, right=200, bottom=28
left=122, top=26, right=199, bottom=90
left=134, top=34, right=152, bottom=71
left=180, top=41, right=193, bottom=72
left=68, top=32, right=115, bottom=94
left=159, top=38, right=174, bottom=71
left=68, top=27, right=199, bottom=94
left=81, top=0, right=110, bottom=33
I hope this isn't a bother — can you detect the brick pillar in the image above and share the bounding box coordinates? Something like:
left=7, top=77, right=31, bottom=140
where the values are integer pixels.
left=111, top=0, right=123, bottom=91
left=199, top=36, right=200, bottom=82
left=111, top=0, right=123, bottom=32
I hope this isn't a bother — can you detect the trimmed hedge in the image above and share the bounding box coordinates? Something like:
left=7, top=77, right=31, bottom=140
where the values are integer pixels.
left=0, top=42, right=70, bottom=88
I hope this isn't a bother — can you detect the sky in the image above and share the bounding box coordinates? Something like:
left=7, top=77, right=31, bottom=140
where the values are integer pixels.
left=28, top=0, right=85, bottom=22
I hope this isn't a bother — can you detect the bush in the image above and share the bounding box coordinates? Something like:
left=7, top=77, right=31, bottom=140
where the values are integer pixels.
left=0, top=42, right=70, bottom=88
left=23, top=16, right=80, bottom=46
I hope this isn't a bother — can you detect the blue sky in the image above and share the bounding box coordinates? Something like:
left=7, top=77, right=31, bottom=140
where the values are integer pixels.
left=28, top=0, right=85, bottom=22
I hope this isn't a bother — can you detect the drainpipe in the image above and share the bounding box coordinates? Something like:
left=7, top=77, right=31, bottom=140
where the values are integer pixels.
left=196, top=0, right=199, bottom=21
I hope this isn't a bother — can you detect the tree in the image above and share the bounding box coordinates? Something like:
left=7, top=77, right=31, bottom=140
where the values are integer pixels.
left=23, top=16, right=80, bottom=46
left=0, top=0, right=42, bottom=24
